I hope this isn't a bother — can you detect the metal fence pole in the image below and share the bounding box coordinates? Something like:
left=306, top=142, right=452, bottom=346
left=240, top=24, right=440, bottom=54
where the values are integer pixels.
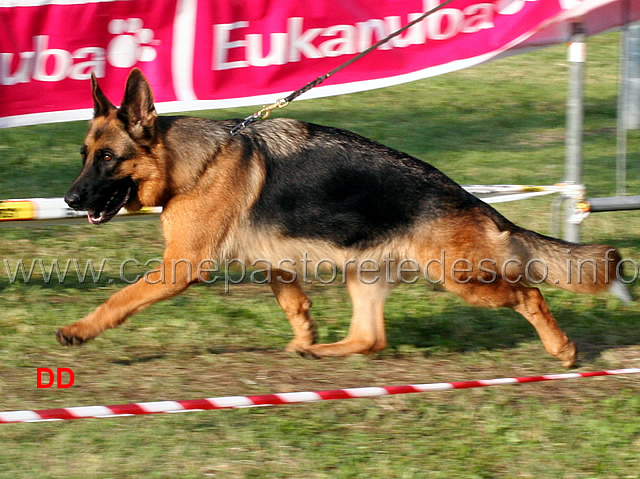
left=564, top=23, right=586, bottom=243
left=617, top=21, right=640, bottom=196
left=617, top=23, right=629, bottom=196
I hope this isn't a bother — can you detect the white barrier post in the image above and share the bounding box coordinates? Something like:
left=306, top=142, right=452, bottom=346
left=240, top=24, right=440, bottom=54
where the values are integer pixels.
left=564, top=22, right=586, bottom=243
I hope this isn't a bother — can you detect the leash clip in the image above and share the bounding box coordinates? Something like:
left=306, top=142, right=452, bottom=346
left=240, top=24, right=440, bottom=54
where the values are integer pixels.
left=230, top=98, right=289, bottom=136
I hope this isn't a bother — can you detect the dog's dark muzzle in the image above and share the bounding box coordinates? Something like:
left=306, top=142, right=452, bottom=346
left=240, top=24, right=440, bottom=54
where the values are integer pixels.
left=64, top=190, right=83, bottom=209
left=65, top=178, right=136, bottom=225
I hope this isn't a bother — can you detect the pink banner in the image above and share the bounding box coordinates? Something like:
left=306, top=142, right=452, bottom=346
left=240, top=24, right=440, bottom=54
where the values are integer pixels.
left=0, top=0, right=638, bottom=128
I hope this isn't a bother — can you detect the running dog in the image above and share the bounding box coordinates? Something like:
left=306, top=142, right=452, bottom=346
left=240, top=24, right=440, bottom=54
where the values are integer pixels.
left=57, top=68, right=631, bottom=367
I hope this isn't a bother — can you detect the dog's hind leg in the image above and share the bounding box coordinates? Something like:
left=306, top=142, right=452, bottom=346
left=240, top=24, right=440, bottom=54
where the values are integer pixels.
left=302, top=269, right=393, bottom=357
left=270, top=270, right=317, bottom=352
left=444, top=279, right=577, bottom=367
left=511, top=286, right=577, bottom=367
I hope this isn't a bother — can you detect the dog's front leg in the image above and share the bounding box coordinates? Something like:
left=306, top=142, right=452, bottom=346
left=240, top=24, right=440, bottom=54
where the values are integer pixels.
left=56, top=253, right=198, bottom=346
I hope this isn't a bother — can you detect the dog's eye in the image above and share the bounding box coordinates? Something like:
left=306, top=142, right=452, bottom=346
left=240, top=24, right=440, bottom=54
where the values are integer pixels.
left=103, top=153, right=113, bottom=162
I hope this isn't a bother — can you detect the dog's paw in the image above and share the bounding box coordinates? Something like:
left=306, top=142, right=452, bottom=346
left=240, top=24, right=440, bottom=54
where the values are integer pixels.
left=556, top=340, right=578, bottom=368
left=285, top=341, right=321, bottom=359
left=285, top=338, right=313, bottom=353
left=287, top=345, right=320, bottom=359
left=297, top=349, right=322, bottom=360
left=55, top=329, right=87, bottom=346
left=562, top=344, right=578, bottom=369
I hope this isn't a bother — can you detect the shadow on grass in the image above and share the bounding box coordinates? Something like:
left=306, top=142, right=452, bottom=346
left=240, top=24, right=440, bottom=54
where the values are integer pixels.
left=599, top=233, right=640, bottom=252
left=205, top=346, right=280, bottom=355
left=3, top=272, right=638, bottom=365
left=112, top=354, right=166, bottom=366
left=384, top=295, right=640, bottom=363
left=1, top=233, right=637, bottom=368
left=192, top=296, right=640, bottom=365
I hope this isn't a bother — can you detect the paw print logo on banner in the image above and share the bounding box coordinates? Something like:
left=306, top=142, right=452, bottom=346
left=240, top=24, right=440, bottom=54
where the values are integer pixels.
left=107, top=18, right=158, bottom=69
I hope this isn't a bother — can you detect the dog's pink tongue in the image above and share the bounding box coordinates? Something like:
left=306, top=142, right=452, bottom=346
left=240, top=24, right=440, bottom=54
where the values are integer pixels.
left=87, top=212, right=96, bottom=225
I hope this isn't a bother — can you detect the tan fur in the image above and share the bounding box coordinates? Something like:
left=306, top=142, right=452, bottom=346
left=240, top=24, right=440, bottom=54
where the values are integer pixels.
left=269, top=270, right=317, bottom=352
left=405, top=212, right=579, bottom=366
left=303, top=267, right=393, bottom=357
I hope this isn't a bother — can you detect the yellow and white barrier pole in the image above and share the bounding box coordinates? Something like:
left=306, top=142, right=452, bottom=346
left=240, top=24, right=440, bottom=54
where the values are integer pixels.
left=0, top=198, right=161, bottom=227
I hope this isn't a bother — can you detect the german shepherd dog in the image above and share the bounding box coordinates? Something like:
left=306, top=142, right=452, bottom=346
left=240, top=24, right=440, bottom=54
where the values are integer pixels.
left=58, top=69, right=631, bottom=367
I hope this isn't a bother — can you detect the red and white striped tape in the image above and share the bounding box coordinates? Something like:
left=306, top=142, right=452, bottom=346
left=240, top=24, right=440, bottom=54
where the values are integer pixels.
left=2, top=368, right=638, bottom=424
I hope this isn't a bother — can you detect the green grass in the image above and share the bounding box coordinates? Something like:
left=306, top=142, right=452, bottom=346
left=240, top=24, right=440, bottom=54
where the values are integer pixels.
left=1, top=32, right=639, bottom=478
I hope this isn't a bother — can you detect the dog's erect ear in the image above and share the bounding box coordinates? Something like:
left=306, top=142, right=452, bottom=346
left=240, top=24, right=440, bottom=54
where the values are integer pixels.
left=91, top=73, right=116, bottom=118
left=118, top=68, right=157, bottom=140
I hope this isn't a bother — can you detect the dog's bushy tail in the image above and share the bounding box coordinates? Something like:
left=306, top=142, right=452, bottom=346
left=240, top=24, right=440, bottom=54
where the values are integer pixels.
left=507, top=228, right=632, bottom=303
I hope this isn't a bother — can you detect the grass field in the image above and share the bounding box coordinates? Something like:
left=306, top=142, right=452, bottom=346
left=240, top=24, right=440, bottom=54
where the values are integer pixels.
left=1, top=32, right=640, bottom=478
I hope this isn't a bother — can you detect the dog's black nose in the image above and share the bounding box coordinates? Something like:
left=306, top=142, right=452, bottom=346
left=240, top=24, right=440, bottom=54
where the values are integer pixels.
left=64, top=191, right=82, bottom=209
